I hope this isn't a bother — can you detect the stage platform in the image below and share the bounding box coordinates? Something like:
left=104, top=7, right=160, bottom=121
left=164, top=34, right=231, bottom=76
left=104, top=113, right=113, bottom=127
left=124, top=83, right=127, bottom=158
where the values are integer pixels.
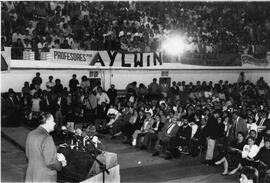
left=2, top=126, right=237, bottom=182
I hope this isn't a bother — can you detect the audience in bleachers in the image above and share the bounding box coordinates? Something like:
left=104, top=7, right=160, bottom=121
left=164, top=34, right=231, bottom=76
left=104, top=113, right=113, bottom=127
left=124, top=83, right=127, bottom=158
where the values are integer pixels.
left=2, top=1, right=270, bottom=60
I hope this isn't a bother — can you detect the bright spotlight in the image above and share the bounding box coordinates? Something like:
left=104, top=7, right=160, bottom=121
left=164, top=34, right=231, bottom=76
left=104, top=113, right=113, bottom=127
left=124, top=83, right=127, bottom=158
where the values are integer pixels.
left=161, top=35, right=188, bottom=56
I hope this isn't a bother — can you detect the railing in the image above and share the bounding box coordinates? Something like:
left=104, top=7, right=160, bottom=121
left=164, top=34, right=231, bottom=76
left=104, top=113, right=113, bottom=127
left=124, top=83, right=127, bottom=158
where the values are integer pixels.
left=10, top=44, right=268, bottom=62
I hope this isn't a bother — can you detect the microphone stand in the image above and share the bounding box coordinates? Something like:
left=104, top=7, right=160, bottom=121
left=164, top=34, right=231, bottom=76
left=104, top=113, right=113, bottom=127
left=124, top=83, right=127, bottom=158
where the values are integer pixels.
left=89, top=152, right=110, bottom=183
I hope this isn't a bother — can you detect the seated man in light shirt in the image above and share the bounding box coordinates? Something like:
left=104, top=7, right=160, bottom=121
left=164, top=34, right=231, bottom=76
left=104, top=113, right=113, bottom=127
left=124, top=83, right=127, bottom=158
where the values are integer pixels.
left=106, top=105, right=121, bottom=127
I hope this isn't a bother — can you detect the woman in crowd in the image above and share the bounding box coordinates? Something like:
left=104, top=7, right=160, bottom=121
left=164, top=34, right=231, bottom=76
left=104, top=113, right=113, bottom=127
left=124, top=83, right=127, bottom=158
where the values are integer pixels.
left=132, top=112, right=154, bottom=146
left=247, top=116, right=258, bottom=133
left=140, top=115, right=164, bottom=149
left=229, top=136, right=260, bottom=175
left=254, top=136, right=270, bottom=173
left=120, top=108, right=139, bottom=143
left=31, top=92, right=41, bottom=116
left=215, top=132, right=246, bottom=175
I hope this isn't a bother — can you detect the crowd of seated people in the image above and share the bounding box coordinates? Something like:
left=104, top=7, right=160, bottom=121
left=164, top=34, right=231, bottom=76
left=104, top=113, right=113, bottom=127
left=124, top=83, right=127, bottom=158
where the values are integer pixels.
left=1, top=72, right=270, bottom=182
left=2, top=1, right=269, bottom=59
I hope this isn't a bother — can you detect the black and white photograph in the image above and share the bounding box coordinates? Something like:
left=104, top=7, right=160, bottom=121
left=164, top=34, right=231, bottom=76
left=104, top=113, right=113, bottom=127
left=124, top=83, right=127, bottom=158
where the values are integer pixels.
left=1, top=0, right=270, bottom=183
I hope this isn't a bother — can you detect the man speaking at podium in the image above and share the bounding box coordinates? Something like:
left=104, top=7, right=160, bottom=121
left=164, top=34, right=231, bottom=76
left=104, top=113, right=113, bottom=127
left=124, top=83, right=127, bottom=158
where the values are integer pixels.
left=25, top=112, right=67, bottom=182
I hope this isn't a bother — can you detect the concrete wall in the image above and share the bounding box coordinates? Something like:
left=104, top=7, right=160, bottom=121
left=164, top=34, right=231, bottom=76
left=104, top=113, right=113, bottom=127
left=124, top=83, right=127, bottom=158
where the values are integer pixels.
left=2, top=68, right=270, bottom=93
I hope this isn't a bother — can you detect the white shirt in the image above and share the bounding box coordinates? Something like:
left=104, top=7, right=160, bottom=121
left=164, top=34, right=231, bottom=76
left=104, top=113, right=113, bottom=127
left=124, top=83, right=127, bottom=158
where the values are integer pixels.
left=190, top=123, right=198, bottom=138
left=107, top=108, right=120, bottom=119
left=66, top=37, right=74, bottom=48
left=141, top=119, right=153, bottom=131
left=46, top=81, right=55, bottom=92
left=204, top=91, right=212, bottom=98
left=26, top=27, right=35, bottom=36
left=12, top=33, right=23, bottom=43
left=145, top=108, right=153, bottom=116
left=247, top=123, right=258, bottom=133
left=242, top=144, right=259, bottom=159
left=167, top=123, right=176, bottom=134
left=96, top=92, right=110, bottom=105
left=258, top=118, right=266, bottom=126
left=32, top=98, right=41, bottom=112
left=206, top=45, right=213, bottom=53
left=153, top=121, right=161, bottom=131
left=57, top=97, right=62, bottom=106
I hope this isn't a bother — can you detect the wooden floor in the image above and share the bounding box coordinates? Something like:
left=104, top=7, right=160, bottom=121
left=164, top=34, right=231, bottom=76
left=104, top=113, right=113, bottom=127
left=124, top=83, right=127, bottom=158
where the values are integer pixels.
left=1, top=126, right=237, bottom=182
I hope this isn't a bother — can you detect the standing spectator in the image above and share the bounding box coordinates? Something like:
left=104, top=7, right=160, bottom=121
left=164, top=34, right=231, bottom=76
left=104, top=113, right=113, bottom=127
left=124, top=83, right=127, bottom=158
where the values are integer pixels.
left=230, top=112, right=248, bottom=142
left=95, top=102, right=110, bottom=132
left=40, top=90, right=51, bottom=113
left=29, top=84, right=37, bottom=96
left=53, top=79, right=63, bottom=94
left=204, top=110, right=220, bottom=164
left=46, top=76, right=55, bottom=92
left=93, top=81, right=102, bottom=95
left=238, top=72, right=245, bottom=83
left=32, top=72, right=42, bottom=91
left=170, top=81, right=180, bottom=103
left=137, top=83, right=148, bottom=101
left=80, top=75, right=90, bottom=90
left=107, top=84, right=117, bottom=105
left=148, top=78, right=161, bottom=100
left=96, top=87, right=110, bottom=106
left=55, top=105, right=64, bottom=128
left=31, top=92, right=41, bottom=115
left=81, top=90, right=98, bottom=124
left=126, top=81, right=137, bottom=101
left=4, top=88, right=20, bottom=126
left=69, top=74, right=79, bottom=93
left=22, top=81, right=31, bottom=95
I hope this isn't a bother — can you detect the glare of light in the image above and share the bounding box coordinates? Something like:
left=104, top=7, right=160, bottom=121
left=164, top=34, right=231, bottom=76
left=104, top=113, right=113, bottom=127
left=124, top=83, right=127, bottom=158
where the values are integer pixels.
left=161, top=35, right=188, bottom=56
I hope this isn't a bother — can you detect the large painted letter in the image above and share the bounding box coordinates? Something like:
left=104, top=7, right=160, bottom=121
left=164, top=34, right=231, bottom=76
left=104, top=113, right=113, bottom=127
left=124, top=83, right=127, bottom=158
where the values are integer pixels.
left=107, top=51, right=118, bottom=66
left=134, top=53, right=143, bottom=67
left=153, top=52, right=162, bottom=65
left=89, top=52, right=105, bottom=66
left=121, top=53, right=131, bottom=67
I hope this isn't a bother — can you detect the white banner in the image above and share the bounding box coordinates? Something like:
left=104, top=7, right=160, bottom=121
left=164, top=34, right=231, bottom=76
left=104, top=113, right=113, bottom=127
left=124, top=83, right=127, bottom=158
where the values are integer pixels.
left=50, top=49, right=97, bottom=65
left=49, top=49, right=162, bottom=67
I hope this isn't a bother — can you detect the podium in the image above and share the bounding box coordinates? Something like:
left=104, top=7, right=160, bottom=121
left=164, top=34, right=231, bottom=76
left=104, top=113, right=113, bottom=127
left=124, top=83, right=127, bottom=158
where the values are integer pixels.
left=58, top=150, right=120, bottom=183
